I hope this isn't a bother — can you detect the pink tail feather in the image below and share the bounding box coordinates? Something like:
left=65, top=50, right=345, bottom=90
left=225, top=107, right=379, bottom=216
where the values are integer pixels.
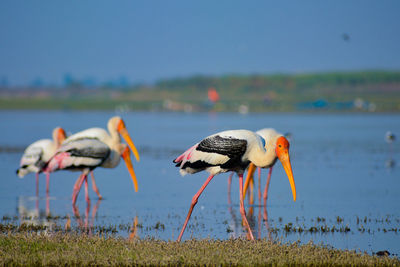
left=44, top=152, right=70, bottom=172
left=174, top=144, right=198, bottom=164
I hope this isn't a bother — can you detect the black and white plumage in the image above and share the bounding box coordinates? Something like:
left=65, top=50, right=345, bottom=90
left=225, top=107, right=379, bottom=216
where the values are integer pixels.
left=173, top=129, right=282, bottom=242
left=174, top=130, right=267, bottom=176
left=44, top=116, right=140, bottom=204
left=16, top=127, right=66, bottom=195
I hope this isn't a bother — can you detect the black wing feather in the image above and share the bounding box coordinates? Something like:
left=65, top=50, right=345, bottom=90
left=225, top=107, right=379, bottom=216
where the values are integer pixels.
left=197, top=135, right=247, bottom=158
left=60, top=138, right=110, bottom=161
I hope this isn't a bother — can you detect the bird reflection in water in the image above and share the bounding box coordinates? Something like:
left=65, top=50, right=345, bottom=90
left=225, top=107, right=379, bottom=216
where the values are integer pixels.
left=227, top=173, right=272, bottom=240
left=129, top=216, right=139, bottom=241
left=18, top=194, right=103, bottom=235
left=17, top=195, right=54, bottom=231
left=71, top=199, right=102, bottom=235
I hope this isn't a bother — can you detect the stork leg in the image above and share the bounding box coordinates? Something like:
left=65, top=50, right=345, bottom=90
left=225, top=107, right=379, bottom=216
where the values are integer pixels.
left=257, top=167, right=262, bottom=239
left=46, top=194, right=50, bottom=216
left=72, top=175, right=82, bottom=198
left=227, top=172, right=234, bottom=205
left=35, top=173, right=39, bottom=196
left=72, top=172, right=87, bottom=205
left=46, top=172, right=50, bottom=194
left=257, top=167, right=262, bottom=202
left=90, top=171, right=102, bottom=199
left=239, top=173, right=254, bottom=240
left=177, top=174, right=215, bottom=242
left=263, top=167, right=273, bottom=205
left=84, top=175, right=90, bottom=203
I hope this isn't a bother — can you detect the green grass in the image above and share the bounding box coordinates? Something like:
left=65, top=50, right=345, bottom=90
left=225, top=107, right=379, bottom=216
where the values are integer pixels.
left=0, top=232, right=398, bottom=266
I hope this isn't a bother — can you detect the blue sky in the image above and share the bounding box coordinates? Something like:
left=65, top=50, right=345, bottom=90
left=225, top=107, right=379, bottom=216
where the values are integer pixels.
left=1, top=1, right=399, bottom=86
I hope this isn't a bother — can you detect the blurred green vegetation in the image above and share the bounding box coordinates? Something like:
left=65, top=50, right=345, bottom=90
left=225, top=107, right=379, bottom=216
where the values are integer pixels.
left=1, top=71, right=400, bottom=112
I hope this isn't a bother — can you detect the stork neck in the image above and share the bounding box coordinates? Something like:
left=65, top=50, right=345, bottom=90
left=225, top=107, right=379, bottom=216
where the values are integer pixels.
left=249, top=145, right=269, bottom=168
left=108, top=125, right=121, bottom=145
left=249, top=140, right=277, bottom=168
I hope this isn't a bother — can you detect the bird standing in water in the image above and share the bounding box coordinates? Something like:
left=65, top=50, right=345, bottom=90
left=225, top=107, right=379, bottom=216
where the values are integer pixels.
left=16, top=127, right=67, bottom=195
left=173, top=129, right=296, bottom=242
left=44, top=116, right=140, bottom=204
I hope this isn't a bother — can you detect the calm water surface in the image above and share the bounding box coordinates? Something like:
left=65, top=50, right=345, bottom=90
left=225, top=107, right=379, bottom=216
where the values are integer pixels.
left=0, top=111, right=399, bottom=255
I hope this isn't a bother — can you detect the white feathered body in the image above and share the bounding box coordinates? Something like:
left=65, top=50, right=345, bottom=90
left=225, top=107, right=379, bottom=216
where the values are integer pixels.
left=46, top=127, right=122, bottom=173
left=17, top=139, right=58, bottom=177
left=174, top=129, right=269, bottom=176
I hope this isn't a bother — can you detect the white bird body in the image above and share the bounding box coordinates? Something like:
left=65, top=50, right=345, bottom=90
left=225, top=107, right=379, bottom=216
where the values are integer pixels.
left=174, top=129, right=295, bottom=242
left=17, top=127, right=66, bottom=178
left=16, top=127, right=66, bottom=195
left=17, top=139, right=56, bottom=177
left=57, top=127, right=122, bottom=171
left=174, top=128, right=297, bottom=242
left=175, top=129, right=267, bottom=176
left=44, top=116, right=140, bottom=204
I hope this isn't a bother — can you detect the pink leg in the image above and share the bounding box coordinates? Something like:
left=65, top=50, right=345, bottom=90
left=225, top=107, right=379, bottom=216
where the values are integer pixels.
left=72, top=173, right=87, bottom=205
left=35, top=173, right=39, bottom=196
left=46, top=194, right=50, bottom=216
left=257, top=168, right=262, bottom=204
left=46, top=173, right=50, bottom=194
left=84, top=175, right=90, bottom=203
left=227, top=172, right=234, bottom=205
left=263, top=167, right=273, bottom=205
left=257, top=167, right=262, bottom=239
left=239, top=173, right=254, bottom=240
left=90, top=172, right=102, bottom=199
left=177, top=174, right=215, bottom=242
left=72, top=175, right=82, bottom=198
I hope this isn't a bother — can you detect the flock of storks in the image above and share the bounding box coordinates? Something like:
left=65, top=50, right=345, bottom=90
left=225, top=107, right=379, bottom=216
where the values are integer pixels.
left=16, top=116, right=296, bottom=241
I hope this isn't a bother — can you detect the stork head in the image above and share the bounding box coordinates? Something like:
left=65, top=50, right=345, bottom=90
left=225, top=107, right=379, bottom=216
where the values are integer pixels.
left=53, top=127, right=67, bottom=147
left=108, top=116, right=140, bottom=162
left=275, top=136, right=296, bottom=202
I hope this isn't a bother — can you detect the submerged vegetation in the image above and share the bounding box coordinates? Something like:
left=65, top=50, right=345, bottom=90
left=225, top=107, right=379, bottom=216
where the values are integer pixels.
left=1, top=71, right=400, bottom=112
left=0, top=232, right=399, bottom=266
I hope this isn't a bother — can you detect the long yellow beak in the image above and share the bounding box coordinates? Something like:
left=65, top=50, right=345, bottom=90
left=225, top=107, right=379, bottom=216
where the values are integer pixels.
left=243, top=163, right=256, bottom=199
left=122, top=146, right=139, bottom=192
left=278, top=149, right=296, bottom=202
left=119, top=127, right=140, bottom=162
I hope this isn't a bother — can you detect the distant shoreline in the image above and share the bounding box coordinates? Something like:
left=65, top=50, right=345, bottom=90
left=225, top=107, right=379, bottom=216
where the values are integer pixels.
left=1, top=71, right=400, bottom=112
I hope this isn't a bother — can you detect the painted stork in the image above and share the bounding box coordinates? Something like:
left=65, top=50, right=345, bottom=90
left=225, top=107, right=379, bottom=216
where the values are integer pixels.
left=173, top=129, right=296, bottom=242
left=16, top=127, right=67, bottom=195
left=44, top=116, right=140, bottom=204
left=243, top=128, right=295, bottom=205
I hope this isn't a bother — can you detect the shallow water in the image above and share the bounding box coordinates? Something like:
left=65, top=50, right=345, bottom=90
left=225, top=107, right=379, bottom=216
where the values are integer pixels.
left=1, top=111, right=399, bottom=255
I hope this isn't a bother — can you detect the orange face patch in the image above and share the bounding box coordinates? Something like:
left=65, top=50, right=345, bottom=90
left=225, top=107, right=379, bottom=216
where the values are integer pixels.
left=117, top=119, right=126, bottom=132
left=276, top=136, right=289, bottom=149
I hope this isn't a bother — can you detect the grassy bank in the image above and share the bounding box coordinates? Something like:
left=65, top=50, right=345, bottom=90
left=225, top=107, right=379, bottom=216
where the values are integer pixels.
left=0, top=232, right=398, bottom=266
